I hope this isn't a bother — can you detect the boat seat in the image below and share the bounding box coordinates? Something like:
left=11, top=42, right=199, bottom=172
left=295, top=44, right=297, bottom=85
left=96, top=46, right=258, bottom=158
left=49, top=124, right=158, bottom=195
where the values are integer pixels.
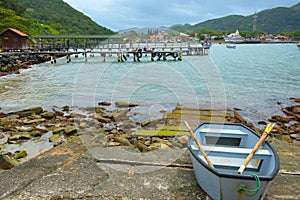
left=191, top=145, right=272, bottom=159
left=197, top=155, right=263, bottom=172
left=199, top=128, right=248, bottom=136
left=192, top=144, right=272, bottom=172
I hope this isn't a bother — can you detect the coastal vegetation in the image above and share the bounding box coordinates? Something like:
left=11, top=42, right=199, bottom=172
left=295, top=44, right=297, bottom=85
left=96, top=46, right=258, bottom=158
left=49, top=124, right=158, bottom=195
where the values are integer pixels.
left=0, top=0, right=114, bottom=36
left=171, top=2, right=300, bottom=36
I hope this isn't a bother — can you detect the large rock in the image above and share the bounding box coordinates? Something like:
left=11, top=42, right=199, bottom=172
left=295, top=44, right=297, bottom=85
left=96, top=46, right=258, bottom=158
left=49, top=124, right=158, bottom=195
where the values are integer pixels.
left=0, top=153, right=19, bottom=170
left=115, top=102, right=139, bottom=108
left=8, top=107, right=44, bottom=118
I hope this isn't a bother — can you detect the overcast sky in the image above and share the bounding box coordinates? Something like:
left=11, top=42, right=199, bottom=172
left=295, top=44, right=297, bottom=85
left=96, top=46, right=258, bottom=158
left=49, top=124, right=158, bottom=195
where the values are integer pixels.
left=63, top=0, right=300, bottom=31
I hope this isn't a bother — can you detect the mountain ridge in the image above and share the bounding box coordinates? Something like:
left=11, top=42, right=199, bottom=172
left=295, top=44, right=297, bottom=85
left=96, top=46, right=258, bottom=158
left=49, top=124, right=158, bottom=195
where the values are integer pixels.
left=170, top=2, right=300, bottom=34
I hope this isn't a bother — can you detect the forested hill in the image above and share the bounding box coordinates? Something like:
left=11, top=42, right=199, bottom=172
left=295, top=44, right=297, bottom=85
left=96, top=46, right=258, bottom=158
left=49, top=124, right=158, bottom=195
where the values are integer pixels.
left=171, top=2, right=300, bottom=34
left=0, top=0, right=114, bottom=36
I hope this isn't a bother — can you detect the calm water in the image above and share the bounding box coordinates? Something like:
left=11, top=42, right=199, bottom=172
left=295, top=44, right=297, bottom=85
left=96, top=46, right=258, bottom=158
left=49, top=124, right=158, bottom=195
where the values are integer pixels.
left=0, top=43, right=299, bottom=124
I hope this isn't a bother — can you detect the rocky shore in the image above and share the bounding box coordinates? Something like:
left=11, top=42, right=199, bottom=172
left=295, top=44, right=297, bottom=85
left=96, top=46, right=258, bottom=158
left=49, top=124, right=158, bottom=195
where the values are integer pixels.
left=0, top=99, right=299, bottom=199
left=0, top=54, right=53, bottom=77
left=0, top=98, right=299, bottom=170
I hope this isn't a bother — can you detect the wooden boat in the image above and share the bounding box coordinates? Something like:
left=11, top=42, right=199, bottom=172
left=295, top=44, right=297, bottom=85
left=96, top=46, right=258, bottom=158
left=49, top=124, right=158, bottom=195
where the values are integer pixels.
left=187, top=122, right=279, bottom=200
left=226, top=44, right=236, bottom=49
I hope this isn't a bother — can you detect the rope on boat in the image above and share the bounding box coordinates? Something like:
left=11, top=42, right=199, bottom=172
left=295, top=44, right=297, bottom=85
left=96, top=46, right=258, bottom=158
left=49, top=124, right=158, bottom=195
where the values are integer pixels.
left=238, top=174, right=261, bottom=196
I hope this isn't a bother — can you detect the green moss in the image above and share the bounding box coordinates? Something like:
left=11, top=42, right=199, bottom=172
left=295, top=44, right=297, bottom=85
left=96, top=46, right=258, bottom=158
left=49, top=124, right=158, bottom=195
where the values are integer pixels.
left=135, top=130, right=190, bottom=137
left=0, top=67, right=8, bottom=72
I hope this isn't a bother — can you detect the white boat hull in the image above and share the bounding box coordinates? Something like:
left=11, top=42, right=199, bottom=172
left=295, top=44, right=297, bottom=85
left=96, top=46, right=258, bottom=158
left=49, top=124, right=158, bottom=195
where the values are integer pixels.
left=188, top=123, right=279, bottom=200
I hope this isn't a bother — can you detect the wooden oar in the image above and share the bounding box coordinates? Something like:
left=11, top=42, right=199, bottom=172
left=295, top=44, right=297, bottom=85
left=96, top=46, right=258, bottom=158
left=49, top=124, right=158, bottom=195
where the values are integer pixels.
left=184, top=121, right=215, bottom=169
left=237, top=123, right=276, bottom=174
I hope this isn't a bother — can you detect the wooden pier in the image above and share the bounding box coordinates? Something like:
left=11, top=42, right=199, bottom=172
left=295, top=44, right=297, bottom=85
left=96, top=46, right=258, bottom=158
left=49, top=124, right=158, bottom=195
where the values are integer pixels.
left=0, top=34, right=210, bottom=63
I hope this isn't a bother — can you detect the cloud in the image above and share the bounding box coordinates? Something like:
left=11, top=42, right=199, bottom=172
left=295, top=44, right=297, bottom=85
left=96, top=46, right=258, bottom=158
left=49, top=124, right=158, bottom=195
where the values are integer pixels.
left=63, top=0, right=300, bottom=31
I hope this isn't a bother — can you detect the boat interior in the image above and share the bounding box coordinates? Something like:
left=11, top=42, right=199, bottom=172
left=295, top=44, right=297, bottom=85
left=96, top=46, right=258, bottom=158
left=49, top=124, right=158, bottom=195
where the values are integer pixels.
left=190, top=123, right=274, bottom=176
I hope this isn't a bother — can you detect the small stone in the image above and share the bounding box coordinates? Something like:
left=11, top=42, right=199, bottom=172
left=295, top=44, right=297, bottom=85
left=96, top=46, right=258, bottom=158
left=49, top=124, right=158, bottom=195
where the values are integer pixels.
left=114, top=136, right=131, bottom=146
left=94, top=115, right=111, bottom=123
left=30, top=130, right=42, bottom=137
left=115, top=101, right=139, bottom=108
left=0, top=154, right=19, bottom=169
left=49, top=134, right=62, bottom=143
left=62, top=105, right=70, bottom=112
left=234, top=111, right=246, bottom=123
left=41, top=111, right=56, bottom=119
left=133, top=140, right=148, bottom=152
left=178, top=135, right=189, bottom=145
left=13, top=150, right=27, bottom=160
left=64, top=126, right=78, bottom=136
left=290, top=134, right=300, bottom=140
left=79, top=122, right=89, bottom=129
left=52, top=127, right=65, bottom=134
left=18, top=133, right=33, bottom=140
left=108, top=141, right=120, bottom=146
left=23, top=118, right=45, bottom=124
left=98, top=101, right=111, bottom=106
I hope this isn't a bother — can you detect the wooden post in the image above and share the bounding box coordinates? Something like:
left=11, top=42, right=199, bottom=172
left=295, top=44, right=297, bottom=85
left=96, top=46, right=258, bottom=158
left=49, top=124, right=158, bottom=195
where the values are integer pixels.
left=184, top=121, right=215, bottom=169
left=237, top=123, right=275, bottom=174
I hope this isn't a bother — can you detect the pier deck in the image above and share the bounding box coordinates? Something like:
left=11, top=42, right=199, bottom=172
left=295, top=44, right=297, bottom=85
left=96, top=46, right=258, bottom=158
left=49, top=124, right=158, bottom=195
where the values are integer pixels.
left=0, top=44, right=210, bottom=62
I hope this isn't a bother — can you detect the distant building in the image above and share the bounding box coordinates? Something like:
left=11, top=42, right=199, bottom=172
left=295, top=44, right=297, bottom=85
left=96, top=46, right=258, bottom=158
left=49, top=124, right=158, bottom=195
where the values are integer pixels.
left=0, top=28, right=29, bottom=50
left=224, top=30, right=245, bottom=43
left=149, top=31, right=169, bottom=42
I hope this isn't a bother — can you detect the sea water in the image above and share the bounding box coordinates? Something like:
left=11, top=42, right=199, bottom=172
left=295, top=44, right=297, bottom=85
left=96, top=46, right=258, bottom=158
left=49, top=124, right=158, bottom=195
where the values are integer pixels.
left=0, top=43, right=299, bottom=124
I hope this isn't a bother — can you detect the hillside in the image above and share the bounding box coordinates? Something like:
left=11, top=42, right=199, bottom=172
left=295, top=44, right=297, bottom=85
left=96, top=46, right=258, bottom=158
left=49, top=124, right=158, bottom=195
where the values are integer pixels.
left=171, top=3, right=300, bottom=34
left=0, top=0, right=114, bottom=36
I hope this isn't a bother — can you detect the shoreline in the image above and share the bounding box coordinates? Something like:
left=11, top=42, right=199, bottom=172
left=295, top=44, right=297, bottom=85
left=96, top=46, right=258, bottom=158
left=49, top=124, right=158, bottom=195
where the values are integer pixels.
left=0, top=101, right=299, bottom=199
left=0, top=99, right=299, bottom=169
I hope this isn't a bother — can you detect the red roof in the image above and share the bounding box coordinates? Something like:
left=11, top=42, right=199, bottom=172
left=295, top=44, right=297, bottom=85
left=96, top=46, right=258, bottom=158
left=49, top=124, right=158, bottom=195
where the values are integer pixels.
left=0, top=28, right=28, bottom=37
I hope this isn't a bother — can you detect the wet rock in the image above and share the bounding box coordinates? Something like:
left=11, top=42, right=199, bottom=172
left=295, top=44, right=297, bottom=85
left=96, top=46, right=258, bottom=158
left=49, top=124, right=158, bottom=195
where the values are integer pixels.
left=52, top=127, right=65, bottom=134
left=7, top=135, right=19, bottom=143
left=70, top=112, right=86, bottom=118
left=30, top=130, right=42, bottom=137
left=52, top=107, right=64, bottom=116
left=23, top=118, right=45, bottom=124
left=49, top=134, right=62, bottom=143
left=94, top=115, right=111, bottom=123
left=98, top=101, right=112, bottom=106
left=112, top=109, right=130, bottom=122
left=269, top=115, right=291, bottom=123
left=41, top=111, right=56, bottom=119
left=9, top=107, right=44, bottom=118
left=18, top=132, right=33, bottom=140
left=289, top=97, right=300, bottom=103
left=64, top=126, right=78, bottom=136
left=79, top=122, right=89, bottom=129
left=62, top=105, right=70, bottom=112
left=13, top=150, right=27, bottom=160
left=0, top=112, right=7, bottom=118
left=115, top=101, right=139, bottom=108
left=290, top=134, right=300, bottom=140
left=177, top=135, right=189, bottom=145
left=17, top=126, right=34, bottom=132
left=234, top=111, right=247, bottom=123
left=118, top=121, right=137, bottom=131
left=108, top=141, right=120, bottom=146
left=258, top=121, right=267, bottom=125
left=133, top=140, right=148, bottom=152
left=114, top=136, right=132, bottom=146
left=110, top=128, right=118, bottom=134
left=0, top=153, right=19, bottom=169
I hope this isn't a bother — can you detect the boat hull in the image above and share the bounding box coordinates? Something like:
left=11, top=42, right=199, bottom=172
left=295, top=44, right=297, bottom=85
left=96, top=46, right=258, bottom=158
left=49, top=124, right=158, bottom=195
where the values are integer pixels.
left=188, top=122, right=279, bottom=200
left=190, top=152, right=272, bottom=200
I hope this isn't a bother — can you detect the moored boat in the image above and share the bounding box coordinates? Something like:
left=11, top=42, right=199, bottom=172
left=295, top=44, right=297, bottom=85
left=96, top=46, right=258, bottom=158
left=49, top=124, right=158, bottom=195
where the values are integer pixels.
left=226, top=44, right=236, bottom=49
left=187, top=122, right=279, bottom=200
left=297, top=44, right=300, bottom=50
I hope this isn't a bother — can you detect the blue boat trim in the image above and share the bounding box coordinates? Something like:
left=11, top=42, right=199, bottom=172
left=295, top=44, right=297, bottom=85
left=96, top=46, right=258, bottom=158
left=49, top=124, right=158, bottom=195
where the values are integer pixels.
left=187, top=122, right=280, bottom=181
